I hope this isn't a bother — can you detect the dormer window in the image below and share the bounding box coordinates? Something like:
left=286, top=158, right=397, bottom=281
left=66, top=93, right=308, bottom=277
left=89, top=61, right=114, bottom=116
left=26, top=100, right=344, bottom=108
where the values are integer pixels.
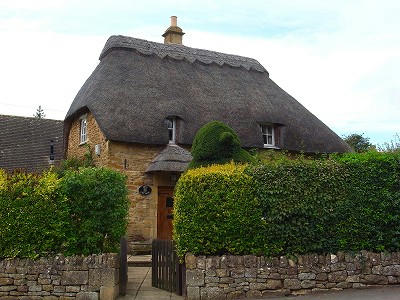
left=166, top=117, right=176, bottom=144
left=261, top=124, right=274, bottom=147
left=80, top=115, right=88, bottom=144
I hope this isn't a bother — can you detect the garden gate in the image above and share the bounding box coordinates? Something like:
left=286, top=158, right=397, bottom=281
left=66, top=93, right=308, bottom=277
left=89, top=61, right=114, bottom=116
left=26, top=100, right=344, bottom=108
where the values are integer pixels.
left=152, top=239, right=186, bottom=296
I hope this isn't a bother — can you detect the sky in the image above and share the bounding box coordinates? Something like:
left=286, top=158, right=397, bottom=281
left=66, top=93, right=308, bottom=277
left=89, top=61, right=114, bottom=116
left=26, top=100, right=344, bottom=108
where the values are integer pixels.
left=0, top=0, right=399, bottom=146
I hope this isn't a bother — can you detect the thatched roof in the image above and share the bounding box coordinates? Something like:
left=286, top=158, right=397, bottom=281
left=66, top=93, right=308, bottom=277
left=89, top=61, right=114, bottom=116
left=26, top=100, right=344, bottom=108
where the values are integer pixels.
left=66, top=35, right=351, bottom=153
left=146, top=144, right=192, bottom=173
left=0, top=115, right=64, bottom=172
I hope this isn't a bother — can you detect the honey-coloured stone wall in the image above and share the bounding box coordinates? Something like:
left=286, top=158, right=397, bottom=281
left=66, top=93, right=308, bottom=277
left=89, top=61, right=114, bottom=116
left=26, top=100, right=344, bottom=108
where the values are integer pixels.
left=66, top=111, right=109, bottom=166
left=185, top=251, right=400, bottom=299
left=0, top=254, right=119, bottom=300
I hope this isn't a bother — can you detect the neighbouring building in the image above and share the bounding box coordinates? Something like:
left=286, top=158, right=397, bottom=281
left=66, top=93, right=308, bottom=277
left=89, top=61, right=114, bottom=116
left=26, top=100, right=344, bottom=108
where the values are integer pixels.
left=0, top=115, right=64, bottom=172
left=64, top=17, right=351, bottom=251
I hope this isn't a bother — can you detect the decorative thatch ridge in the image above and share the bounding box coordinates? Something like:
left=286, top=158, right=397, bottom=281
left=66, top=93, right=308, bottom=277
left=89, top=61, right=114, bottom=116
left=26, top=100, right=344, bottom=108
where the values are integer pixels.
left=146, top=144, right=192, bottom=173
left=99, top=35, right=267, bottom=73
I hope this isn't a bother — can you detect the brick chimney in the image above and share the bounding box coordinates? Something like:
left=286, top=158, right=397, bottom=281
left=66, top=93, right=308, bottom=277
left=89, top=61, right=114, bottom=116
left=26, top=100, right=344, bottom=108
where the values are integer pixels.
left=162, top=16, right=184, bottom=45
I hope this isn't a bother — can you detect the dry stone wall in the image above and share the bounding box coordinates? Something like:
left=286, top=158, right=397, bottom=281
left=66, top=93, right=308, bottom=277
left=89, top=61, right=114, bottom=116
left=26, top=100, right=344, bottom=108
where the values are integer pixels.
left=185, top=251, right=400, bottom=299
left=0, top=254, right=119, bottom=300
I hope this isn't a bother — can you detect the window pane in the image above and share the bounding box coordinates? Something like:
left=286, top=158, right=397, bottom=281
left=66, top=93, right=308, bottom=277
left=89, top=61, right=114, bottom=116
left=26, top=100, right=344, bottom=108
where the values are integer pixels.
left=167, top=119, right=173, bottom=129
left=263, top=135, right=268, bottom=144
left=268, top=136, right=273, bottom=145
left=169, top=129, right=173, bottom=141
left=267, top=126, right=272, bottom=134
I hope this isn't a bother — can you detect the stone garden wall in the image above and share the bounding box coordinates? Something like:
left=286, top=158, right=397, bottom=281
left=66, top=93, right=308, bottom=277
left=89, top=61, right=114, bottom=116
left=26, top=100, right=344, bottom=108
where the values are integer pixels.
left=185, top=251, right=400, bottom=299
left=0, top=254, right=119, bottom=300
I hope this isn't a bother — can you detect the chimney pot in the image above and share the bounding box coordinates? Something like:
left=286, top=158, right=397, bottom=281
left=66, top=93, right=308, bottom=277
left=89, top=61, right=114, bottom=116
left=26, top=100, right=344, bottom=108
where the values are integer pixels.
left=171, top=16, right=177, bottom=27
left=162, top=16, right=184, bottom=45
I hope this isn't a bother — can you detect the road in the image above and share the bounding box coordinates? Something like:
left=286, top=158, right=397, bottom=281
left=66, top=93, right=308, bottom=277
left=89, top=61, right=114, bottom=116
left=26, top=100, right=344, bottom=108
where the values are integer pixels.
left=257, top=286, right=400, bottom=300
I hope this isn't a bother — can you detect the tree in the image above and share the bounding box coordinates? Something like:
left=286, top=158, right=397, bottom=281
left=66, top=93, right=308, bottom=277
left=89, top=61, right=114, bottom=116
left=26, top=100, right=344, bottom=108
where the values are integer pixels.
left=343, top=133, right=374, bottom=153
left=33, top=106, right=46, bottom=119
left=189, top=121, right=255, bottom=168
left=378, top=133, right=400, bottom=152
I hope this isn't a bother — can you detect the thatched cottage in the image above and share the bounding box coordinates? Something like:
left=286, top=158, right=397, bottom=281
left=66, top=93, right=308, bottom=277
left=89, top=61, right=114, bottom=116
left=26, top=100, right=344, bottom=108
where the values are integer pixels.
left=64, top=17, right=350, bottom=249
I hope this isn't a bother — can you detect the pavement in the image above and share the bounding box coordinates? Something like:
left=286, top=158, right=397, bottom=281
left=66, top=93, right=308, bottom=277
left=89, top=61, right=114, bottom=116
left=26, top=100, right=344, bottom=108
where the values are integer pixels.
left=117, top=266, right=184, bottom=300
left=257, top=286, right=400, bottom=300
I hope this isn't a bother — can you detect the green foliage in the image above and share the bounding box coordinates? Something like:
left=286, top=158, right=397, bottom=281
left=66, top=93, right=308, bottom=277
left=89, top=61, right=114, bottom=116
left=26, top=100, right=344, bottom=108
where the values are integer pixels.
left=0, top=167, right=129, bottom=258
left=0, top=171, right=69, bottom=258
left=174, top=163, right=264, bottom=258
left=61, top=168, right=129, bottom=255
left=343, top=133, right=374, bottom=152
left=55, top=145, right=94, bottom=177
left=189, top=121, right=255, bottom=168
left=174, top=152, right=400, bottom=258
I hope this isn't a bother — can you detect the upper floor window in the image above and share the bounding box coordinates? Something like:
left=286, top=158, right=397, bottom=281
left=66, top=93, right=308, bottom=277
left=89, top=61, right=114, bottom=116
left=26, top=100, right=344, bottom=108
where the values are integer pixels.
left=80, top=116, right=88, bottom=144
left=49, top=140, right=55, bottom=161
left=166, top=117, right=176, bottom=144
left=261, top=124, right=274, bottom=147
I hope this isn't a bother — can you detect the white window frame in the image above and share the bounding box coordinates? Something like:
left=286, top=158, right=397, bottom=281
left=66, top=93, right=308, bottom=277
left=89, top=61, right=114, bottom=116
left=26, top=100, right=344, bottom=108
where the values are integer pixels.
left=80, top=115, right=88, bottom=144
left=261, top=124, right=275, bottom=147
left=167, top=117, right=176, bottom=144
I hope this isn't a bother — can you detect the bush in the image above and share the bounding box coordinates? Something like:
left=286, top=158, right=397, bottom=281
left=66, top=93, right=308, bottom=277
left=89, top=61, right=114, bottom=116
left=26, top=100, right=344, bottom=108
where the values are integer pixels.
left=61, top=168, right=129, bottom=255
left=189, top=121, right=255, bottom=168
left=174, top=163, right=264, bottom=258
left=174, top=152, right=400, bottom=258
left=0, top=171, right=69, bottom=258
left=0, top=167, right=129, bottom=258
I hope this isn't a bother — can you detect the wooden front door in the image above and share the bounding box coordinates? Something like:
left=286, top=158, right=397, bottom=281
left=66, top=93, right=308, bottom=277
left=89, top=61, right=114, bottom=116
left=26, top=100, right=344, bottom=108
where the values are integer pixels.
left=157, top=186, right=174, bottom=240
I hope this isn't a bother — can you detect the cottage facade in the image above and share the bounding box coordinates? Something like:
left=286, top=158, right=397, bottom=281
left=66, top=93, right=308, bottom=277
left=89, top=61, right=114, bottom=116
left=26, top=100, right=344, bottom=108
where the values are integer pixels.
left=64, top=17, right=350, bottom=249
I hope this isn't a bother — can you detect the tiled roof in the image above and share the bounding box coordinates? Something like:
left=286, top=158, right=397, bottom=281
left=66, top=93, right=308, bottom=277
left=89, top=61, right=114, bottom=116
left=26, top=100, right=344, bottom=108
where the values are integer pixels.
left=0, top=115, right=64, bottom=172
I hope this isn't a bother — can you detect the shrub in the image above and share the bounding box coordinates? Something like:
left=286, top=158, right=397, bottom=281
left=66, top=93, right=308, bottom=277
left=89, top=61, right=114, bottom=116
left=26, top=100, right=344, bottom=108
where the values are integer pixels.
left=61, top=167, right=129, bottom=255
left=174, top=152, right=400, bottom=258
left=0, top=167, right=129, bottom=258
left=0, top=171, right=69, bottom=258
left=55, top=145, right=94, bottom=177
left=189, top=121, right=255, bottom=168
left=174, top=163, right=265, bottom=258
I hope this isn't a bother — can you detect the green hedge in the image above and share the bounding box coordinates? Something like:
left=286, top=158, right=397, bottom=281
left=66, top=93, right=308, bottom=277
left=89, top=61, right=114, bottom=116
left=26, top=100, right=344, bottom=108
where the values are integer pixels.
left=0, top=167, right=128, bottom=258
left=174, top=164, right=264, bottom=258
left=0, top=171, right=69, bottom=258
left=189, top=121, right=254, bottom=168
left=174, top=151, right=400, bottom=258
left=61, top=168, right=129, bottom=255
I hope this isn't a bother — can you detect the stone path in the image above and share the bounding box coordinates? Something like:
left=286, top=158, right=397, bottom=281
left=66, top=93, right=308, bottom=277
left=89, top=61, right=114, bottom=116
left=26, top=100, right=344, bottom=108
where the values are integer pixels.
left=117, top=266, right=184, bottom=300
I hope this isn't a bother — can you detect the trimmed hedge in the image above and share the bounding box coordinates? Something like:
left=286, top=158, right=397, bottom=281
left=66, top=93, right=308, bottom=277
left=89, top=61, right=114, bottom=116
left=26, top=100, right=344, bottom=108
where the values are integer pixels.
left=174, top=151, right=400, bottom=258
left=0, top=171, right=69, bottom=258
left=61, top=168, right=129, bottom=255
left=0, top=167, right=129, bottom=258
left=189, top=121, right=255, bottom=168
left=173, top=164, right=264, bottom=258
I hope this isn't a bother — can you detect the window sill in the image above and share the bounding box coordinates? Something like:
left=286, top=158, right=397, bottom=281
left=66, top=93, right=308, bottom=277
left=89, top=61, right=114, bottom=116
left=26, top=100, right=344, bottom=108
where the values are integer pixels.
left=79, top=141, right=88, bottom=146
left=263, top=145, right=280, bottom=149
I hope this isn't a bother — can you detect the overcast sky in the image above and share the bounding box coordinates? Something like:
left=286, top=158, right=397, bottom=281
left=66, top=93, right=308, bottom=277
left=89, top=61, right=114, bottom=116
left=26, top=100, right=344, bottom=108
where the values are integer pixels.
left=0, top=0, right=399, bottom=145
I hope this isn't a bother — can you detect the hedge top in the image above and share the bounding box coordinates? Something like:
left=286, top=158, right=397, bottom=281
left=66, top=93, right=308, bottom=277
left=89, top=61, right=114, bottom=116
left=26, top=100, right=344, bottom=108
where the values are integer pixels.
left=189, top=121, right=255, bottom=168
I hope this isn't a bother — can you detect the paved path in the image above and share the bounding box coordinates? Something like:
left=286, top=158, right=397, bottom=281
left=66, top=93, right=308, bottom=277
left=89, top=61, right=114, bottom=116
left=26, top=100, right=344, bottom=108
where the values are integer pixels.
left=257, top=286, right=400, bottom=299
left=117, top=266, right=183, bottom=300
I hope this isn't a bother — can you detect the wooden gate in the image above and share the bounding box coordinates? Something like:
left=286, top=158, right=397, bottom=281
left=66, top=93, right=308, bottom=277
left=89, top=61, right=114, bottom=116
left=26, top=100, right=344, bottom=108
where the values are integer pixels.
left=152, top=239, right=186, bottom=296
left=119, top=237, right=128, bottom=296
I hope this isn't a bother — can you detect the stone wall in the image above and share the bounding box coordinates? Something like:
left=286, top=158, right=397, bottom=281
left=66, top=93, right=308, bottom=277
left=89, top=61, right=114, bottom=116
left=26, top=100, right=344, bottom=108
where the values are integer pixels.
left=0, top=254, right=119, bottom=300
left=66, top=111, right=110, bottom=166
left=185, top=251, right=400, bottom=299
